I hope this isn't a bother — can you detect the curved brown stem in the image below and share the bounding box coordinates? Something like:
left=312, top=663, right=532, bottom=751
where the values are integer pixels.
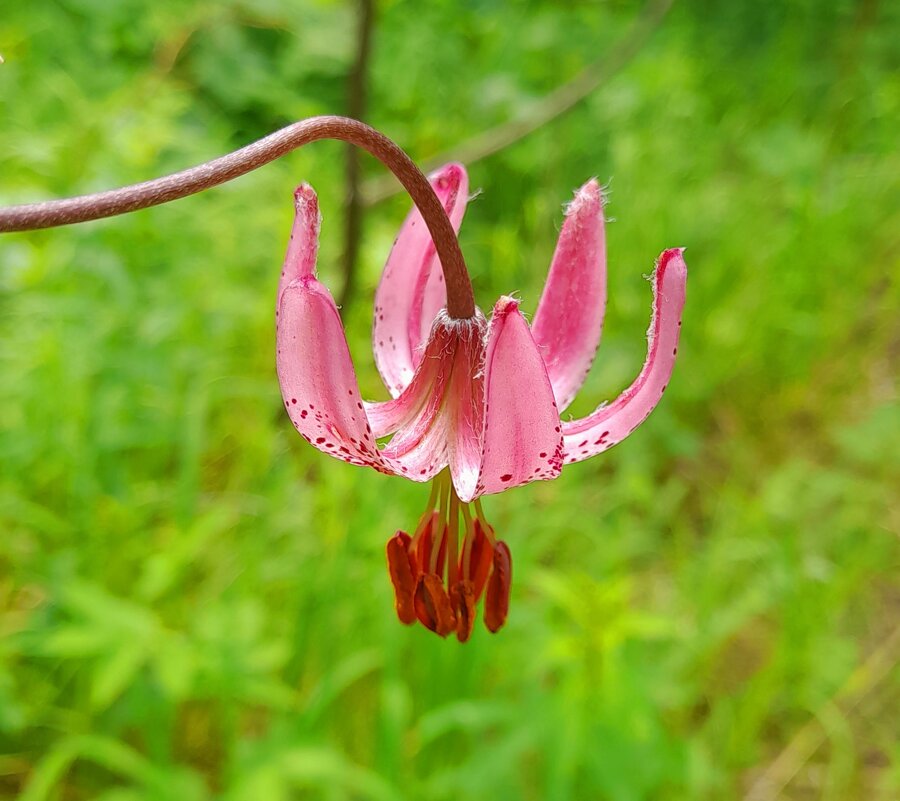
left=0, top=115, right=476, bottom=319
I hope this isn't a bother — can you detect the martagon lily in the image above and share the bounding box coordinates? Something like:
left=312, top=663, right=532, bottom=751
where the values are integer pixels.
left=0, top=117, right=682, bottom=642
left=276, top=163, right=687, bottom=642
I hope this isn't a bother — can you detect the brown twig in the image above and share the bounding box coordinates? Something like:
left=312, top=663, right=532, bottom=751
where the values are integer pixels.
left=338, top=0, right=376, bottom=309
left=360, top=0, right=675, bottom=206
left=0, top=115, right=475, bottom=319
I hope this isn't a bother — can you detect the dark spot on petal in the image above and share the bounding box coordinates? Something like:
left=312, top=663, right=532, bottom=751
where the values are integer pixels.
left=500, top=474, right=513, bottom=482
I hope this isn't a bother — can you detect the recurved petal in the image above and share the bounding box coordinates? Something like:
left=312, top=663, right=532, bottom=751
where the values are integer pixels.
left=373, top=163, right=469, bottom=398
left=277, top=277, right=387, bottom=471
left=562, top=248, right=687, bottom=464
left=465, top=297, right=563, bottom=501
left=531, top=179, right=607, bottom=412
left=277, top=184, right=321, bottom=307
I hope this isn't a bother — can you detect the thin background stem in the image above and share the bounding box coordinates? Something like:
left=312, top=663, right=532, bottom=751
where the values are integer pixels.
left=359, top=0, right=675, bottom=206
left=339, top=0, right=376, bottom=309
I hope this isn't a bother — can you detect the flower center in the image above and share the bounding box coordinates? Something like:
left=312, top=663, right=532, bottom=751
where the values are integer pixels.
left=385, top=471, right=511, bottom=641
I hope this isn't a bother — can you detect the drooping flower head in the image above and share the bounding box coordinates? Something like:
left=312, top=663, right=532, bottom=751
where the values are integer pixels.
left=276, top=164, right=686, bottom=641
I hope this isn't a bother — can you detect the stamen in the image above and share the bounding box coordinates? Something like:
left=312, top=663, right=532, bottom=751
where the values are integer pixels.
left=429, top=475, right=451, bottom=575
left=468, top=520, right=494, bottom=601
left=413, top=512, right=440, bottom=575
left=451, top=580, right=476, bottom=643
left=460, top=503, right=474, bottom=574
left=484, top=541, right=512, bottom=633
left=473, top=499, right=497, bottom=546
left=385, top=531, right=416, bottom=624
left=415, top=574, right=457, bottom=636
left=411, top=472, right=443, bottom=548
left=447, top=485, right=460, bottom=587
left=385, top=474, right=514, bottom=640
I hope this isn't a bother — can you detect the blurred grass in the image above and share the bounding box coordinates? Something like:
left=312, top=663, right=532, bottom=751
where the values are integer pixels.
left=1, top=1, right=898, bottom=799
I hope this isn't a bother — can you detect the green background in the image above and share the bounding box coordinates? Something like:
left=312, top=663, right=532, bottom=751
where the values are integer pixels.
left=1, top=1, right=898, bottom=799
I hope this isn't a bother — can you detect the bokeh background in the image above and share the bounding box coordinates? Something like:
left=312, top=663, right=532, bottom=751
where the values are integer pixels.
left=1, top=1, right=898, bottom=799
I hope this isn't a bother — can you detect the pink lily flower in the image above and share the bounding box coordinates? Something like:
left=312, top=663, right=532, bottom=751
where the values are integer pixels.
left=276, top=164, right=686, bottom=641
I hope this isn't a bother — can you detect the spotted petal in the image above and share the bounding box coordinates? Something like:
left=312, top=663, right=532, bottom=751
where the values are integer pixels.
left=562, top=248, right=687, bottom=463
left=364, top=319, right=453, bottom=439
left=373, top=163, right=469, bottom=398
left=531, top=179, right=607, bottom=412
left=465, top=297, right=564, bottom=501
left=372, top=312, right=487, bottom=486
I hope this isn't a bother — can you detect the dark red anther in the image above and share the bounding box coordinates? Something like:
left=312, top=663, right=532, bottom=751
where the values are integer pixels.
left=414, top=574, right=457, bottom=637
left=484, top=541, right=512, bottom=633
left=450, top=580, right=476, bottom=643
left=462, top=519, right=494, bottom=601
left=414, top=512, right=447, bottom=575
left=385, top=531, right=416, bottom=625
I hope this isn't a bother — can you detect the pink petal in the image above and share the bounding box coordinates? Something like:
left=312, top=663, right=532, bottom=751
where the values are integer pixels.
left=445, top=318, right=487, bottom=502
left=278, top=279, right=388, bottom=471
left=277, top=185, right=320, bottom=307
left=276, top=186, right=387, bottom=472
left=373, top=163, right=469, bottom=398
left=562, top=248, right=687, bottom=464
left=465, top=297, right=564, bottom=501
left=530, top=179, right=607, bottom=412
left=367, top=312, right=488, bottom=486
left=364, top=317, right=453, bottom=439
left=374, top=322, right=456, bottom=454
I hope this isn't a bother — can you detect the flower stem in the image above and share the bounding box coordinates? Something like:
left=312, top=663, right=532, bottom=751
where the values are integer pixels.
left=0, top=115, right=476, bottom=319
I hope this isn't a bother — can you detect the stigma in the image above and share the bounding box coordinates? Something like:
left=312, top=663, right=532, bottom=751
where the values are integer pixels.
left=385, top=472, right=511, bottom=641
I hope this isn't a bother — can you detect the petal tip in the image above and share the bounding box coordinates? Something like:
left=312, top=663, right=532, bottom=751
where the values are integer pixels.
left=580, top=177, right=602, bottom=196
left=657, top=248, right=688, bottom=281
left=493, top=295, right=521, bottom=318
left=566, top=178, right=603, bottom=216
left=293, top=183, right=318, bottom=209
left=430, top=162, right=468, bottom=194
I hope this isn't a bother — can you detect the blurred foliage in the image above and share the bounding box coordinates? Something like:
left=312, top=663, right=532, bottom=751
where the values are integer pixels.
left=1, top=0, right=899, bottom=799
